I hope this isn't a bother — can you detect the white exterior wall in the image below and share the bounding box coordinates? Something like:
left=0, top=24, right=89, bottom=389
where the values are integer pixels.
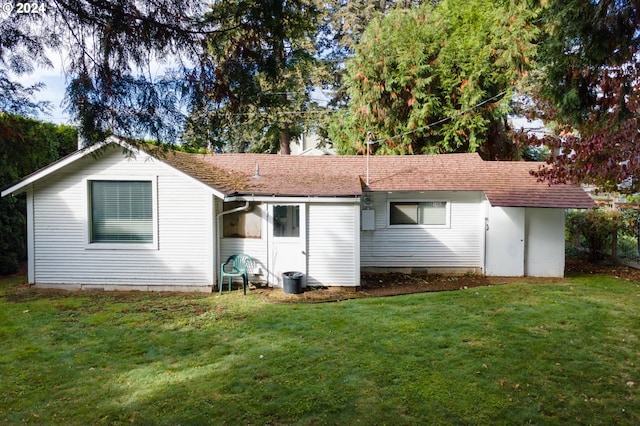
left=307, top=203, right=360, bottom=287
left=525, top=208, right=565, bottom=277
left=220, top=201, right=360, bottom=287
left=31, top=145, right=215, bottom=291
left=484, top=206, right=566, bottom=277
left=360, top=191, right=484, bottom=272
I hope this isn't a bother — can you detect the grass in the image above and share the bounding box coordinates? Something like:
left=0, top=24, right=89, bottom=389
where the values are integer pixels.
left=1, top=272, right=639, bottom=425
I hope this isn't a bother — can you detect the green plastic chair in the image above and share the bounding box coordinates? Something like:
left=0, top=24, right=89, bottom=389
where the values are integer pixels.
left=219, top=254, right=253, bottom=295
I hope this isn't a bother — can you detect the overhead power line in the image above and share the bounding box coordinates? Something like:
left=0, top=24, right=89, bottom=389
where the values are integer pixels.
left=205, top=109, right=330, bottom=118
left=368, top=90, right=508, bottom=144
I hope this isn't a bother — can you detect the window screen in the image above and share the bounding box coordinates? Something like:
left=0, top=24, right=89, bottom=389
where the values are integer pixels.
left=390, top=201, right=447, bottom=225
left=223, top=202, right=262, bottom=238
left=90, top=181, right=153, bottom=243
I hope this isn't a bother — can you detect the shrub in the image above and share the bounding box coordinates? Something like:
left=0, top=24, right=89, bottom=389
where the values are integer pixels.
left=0, top=114, right=77, bottom=275
left=566, top=208, right=627, bottom=262
left=0, top=253, right=19, bottom=275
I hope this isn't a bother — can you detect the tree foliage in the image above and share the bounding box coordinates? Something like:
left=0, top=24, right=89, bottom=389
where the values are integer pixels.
left=3, top=0, right=636, bottom=177
left=0, top=114, right=77, bottom=274
left=0, top=1, right=446, bottom=153
left=0, top=0, right=219, bottom=143
left=0, top=11, right=53, bottom=116
left=328, top=0, right=537, bottom=156
left=1, top=1, right=345, bottom=150
left=527, top=0, right=640, bottom=192
left=181, top=0, right=328, bottom=153
left=321, top=0, right=420, bottom=54
left=319, top=0, right=423, bottom=107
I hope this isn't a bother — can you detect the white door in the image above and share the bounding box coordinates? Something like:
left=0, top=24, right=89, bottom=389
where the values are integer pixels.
left=268, top=204, right=307, bottom=287
left=525, top=208, right=566, bottom=277
left=485, top=206, right=525, bottom=276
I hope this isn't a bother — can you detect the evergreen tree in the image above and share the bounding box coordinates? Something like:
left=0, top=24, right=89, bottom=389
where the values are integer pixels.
left=182, top=0, right=329, bottom=153
left=1, top=1, right=219, bottom=143
left=329, top=0, right=537, bottom=157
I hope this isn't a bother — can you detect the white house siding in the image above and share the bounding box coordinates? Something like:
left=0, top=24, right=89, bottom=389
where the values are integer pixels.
left=360, top=191, right=483, bottom=272
left=525, top=208, right=565, bottom=277
left=307, top=203, right=360, bottom=287
left=32, top=146, right=215, bottom=291
left=219, top=201, right=359, bottom=287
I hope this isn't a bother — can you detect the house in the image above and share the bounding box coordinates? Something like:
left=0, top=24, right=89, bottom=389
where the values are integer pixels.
left=1, top=136, right=594, bottom=292
left=288, top=132, right=336, bottom=155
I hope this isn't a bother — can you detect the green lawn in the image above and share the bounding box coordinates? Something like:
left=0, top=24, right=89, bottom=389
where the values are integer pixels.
left=1, top=272, right=639, bottom=425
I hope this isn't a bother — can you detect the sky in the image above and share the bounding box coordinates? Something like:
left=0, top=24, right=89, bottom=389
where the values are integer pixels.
left=23, top=51, right=72, bottom=125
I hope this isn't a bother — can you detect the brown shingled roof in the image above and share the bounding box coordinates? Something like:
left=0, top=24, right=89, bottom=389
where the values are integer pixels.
left=152, top=148, right=593, bottom=209
left=363, top=153, right=487, bottom=192
left=157, top=149, right=252, bottom=195
left=197, top=154, right=363, bottom=197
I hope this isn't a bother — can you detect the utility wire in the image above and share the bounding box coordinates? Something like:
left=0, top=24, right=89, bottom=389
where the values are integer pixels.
left=203, top=90, right=506, bottom=120
left=42, top=90, right=508, bottom=128
left=204, top=109, right=330, bottom=118
left=368, top=90, right=508, bottom=144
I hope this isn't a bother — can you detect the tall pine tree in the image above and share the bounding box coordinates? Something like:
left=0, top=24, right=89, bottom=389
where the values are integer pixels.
left=181, top=0, right=329, bottom=153
left=329, top=0, right=537, bottom=157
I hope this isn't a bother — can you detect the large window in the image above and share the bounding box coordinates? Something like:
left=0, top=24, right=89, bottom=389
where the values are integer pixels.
left=389, top=201, right=448, bottom=226
left=90, top=180, right=154, bottom=243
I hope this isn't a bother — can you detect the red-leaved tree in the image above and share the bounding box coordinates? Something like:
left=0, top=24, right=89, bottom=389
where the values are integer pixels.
left=527, top=0, right=640, bottom=193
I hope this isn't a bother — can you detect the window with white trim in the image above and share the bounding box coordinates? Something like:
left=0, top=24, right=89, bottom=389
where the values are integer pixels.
left=389, top=201, right=448, bottom=226
left=89, top=180, right=154, bottom=243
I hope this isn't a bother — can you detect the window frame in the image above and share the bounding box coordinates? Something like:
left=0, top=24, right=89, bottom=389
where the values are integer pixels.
left=84, top=176, right=158, bottom=250
left=388, top=200, right=451, bottom=228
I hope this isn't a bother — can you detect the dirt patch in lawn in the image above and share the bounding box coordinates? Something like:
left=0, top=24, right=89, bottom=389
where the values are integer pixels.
left=261, top=273, right=559, bottom=303
left=262, top=257, right=640, bottom=303
left=565, top=257, right=640, bottom=281
left=6, top=258, right=640, bottom=304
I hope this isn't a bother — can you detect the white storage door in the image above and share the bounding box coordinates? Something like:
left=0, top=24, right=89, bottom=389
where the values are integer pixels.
left=485, top=207, right=525, bottom=276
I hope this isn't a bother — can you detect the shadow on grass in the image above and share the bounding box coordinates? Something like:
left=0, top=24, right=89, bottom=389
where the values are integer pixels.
left=1, top=262, right=640, bottom=424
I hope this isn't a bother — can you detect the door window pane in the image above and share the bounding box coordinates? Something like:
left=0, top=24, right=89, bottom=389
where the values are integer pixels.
left=273, top=205, right=300, bottom=237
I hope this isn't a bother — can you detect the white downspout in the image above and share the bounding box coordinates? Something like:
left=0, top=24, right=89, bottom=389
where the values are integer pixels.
left=215, top=200, right=250, bottom=288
